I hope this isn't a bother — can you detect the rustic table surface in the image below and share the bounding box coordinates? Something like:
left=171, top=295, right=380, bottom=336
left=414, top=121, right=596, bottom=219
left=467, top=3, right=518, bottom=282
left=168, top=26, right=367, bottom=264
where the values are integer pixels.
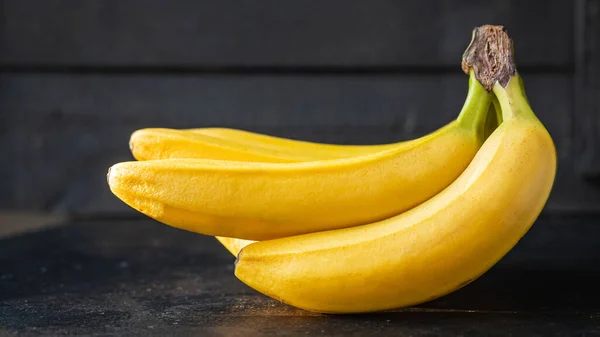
left=1, top=214, right=600, bottom=336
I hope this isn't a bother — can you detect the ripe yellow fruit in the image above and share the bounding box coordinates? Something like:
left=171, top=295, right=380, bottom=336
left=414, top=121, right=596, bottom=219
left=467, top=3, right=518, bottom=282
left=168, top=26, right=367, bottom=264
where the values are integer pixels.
left=235, top=73, right=556, bottom=313
left=131, top=127, right=399, bottom=162
left=108, top=72, right=491, bottom=240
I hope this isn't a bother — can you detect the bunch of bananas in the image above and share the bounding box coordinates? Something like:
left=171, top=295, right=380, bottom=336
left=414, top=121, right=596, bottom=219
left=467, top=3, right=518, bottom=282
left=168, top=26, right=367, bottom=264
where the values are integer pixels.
left=107, top=25, right=556, bottom=313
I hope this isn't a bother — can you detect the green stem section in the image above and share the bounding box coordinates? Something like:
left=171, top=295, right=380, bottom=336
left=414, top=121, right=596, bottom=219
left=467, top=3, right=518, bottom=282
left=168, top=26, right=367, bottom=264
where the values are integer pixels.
left=492, top=73, right=538, bottom=123
left=492, top=95, right=503, bottom=124
left=460, top=25, right=539, bottom=125
left=456, top=70, right=493, bottom=142
left=483, top=96, right=502, bottom=140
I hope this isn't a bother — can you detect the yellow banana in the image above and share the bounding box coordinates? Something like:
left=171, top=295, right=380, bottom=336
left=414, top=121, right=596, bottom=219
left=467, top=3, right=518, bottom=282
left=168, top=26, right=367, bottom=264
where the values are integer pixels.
left=130, top=110, right=500, bottom=256
left=130, top=103, right=497, bottom=163
left=216, top=237, right=255, bottom=256
left=191, top=96, right=501, bottom=159
left=132, top=110, right=497, bottom=163
left=130, top=101, right=501, bottom=256
left=132, top=104, right=498, bottom=163
left=129, top=125, right=435, bottom=162
left=130, top=129, right=305, bottom=163
left=130, top=96, right=498, bottom=254
left=134, top=111, right=499, bottom=256
left=132, top=106, right=502, bottom=163
left=235, top=73, right=556, bottom=313
left=130, top=100, right=499, bottom=255
left=235, top=26, right=556, bottom=314
left=130, top=125, right=405, bottom=162
left=107, top=71, right=491, bottom=240
left=187, top=127, right=398, bottom=158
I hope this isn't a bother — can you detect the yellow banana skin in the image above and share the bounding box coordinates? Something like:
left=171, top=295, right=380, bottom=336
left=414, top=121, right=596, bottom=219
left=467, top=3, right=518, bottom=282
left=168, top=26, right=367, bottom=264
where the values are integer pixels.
left=131, top=101, right=498, bottom=254
left=130, top=89, right=494, bottom=163
left=130, top=124, right=442, bottom=162
left=192, top=100, right=500, bottom=157
left=187, top=127, right=397, bottom=158
left=130, top=129, right=304, bottom=163
left=130, top=91, right=500, bottom=256
left=216, top=237, right=255, bottom=256
left=107, top=73, right=490, bottom=240
left=234, top=74, right=557, bottom=313
left=131, top=108, right=498, bottom=256
left=133, top=103, right=497, bottom=163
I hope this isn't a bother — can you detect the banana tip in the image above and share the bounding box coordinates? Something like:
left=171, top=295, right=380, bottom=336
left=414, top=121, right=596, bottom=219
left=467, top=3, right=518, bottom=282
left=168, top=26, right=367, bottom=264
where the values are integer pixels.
left=234, top=249, right=244, bottom=273
left=106, top=166, right=112, bottom=185
left=106, top=164, right=120, bottom=189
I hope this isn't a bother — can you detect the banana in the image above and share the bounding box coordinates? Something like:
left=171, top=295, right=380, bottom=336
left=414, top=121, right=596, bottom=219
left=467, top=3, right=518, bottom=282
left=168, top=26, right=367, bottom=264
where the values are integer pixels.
left=108, top=71, right=491, bottom=240
left=130, top=103, right=498, bottom=163
left=130, top=100, right=501, bottom=257
left=234, top=26, right=556, bottom=314
left=132, top=106, right=497, bottom=162
left=216, top=237, right=255, bottom=256
left=192, top=98, right=502, bottom=157
left=187, top=127, right=398, bottom=158
left=130, top=125, right=429, bottom=162
left=235, top=73, right=555, bottom=313
left=131, top=109, right=500, bottom=256
left=132, top=109, right=499, bottom=256
left=216, top=97, right=502, bottom=256
left=130, top=129, right=305, bottom=163
left=131, top=99, right=498, bottom=255
left=130, top=101, right=499, bottom=256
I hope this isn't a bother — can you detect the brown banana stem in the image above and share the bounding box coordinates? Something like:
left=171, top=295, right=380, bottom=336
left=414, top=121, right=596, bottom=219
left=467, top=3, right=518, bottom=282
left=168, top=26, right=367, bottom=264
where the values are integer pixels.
left=461, top=25, right=517, bottom=91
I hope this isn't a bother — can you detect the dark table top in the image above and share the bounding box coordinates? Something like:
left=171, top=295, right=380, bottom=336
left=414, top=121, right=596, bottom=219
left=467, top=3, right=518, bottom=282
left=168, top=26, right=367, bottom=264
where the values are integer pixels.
left=1, top=214, right=600, bottom=336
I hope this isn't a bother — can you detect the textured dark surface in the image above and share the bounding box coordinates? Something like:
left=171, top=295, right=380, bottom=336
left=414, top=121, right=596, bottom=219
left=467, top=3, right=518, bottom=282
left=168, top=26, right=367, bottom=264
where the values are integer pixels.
left=0, top=0, right=573, bottom=67
left=1, top=215, right=600, bottom=336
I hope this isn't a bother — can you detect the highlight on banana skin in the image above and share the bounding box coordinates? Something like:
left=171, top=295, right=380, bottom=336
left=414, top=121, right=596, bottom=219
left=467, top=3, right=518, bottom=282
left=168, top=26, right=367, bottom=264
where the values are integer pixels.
left=107, top=25, right=556, bottom=314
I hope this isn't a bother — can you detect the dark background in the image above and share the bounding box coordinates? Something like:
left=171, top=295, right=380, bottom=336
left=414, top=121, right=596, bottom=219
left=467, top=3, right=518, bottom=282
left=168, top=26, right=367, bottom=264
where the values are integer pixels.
left=1, top=1, right=600, bottom=335
left=1, top=0, right=599, bottom=214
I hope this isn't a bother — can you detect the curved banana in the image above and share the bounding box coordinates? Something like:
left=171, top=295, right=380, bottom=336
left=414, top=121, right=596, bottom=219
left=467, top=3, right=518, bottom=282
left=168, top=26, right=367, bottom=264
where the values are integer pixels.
left=131, top=102, right=501, bottom=256
left=187, top=127, right=398, bottom=158
left=130, top=125, right=405, bottom=162
left=131, top=108, right=500, bottom=257
left=133, top=104, right=498, bottom=163
left=108, top=72, right=491, bottom=240
left=131, top=101, right=499, bottom=255
left=130, top=105, right=496, bottom=164
left=193, top=98, right=502, bottom=157
left=129, top=125, right=432, bottom=162
left=235, top=73, right=556, bottom=313
left=216, top=237, right=255, bottom=256
left=130, top=129, right=306, bottom=163
left=131, top=98, right=498, bottom=254
left=235, top=27, right=557, bottom=313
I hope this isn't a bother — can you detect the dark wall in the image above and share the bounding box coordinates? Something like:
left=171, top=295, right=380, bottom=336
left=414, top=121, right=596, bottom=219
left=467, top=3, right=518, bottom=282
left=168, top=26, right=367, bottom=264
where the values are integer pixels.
left=1, top=0, right=599, bottom=214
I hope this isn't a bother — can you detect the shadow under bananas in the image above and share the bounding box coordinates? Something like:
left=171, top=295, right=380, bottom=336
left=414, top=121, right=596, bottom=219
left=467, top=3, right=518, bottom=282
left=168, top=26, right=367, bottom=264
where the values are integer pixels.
left=1, top=214, right=599, bottom=334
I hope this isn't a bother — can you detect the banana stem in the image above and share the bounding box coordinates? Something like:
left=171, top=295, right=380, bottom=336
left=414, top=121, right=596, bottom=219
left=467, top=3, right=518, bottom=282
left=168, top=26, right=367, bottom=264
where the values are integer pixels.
left=493, top=74, right=539, bottom=122
left=483, top=97, right=502, bottom=140
left=460, top=25, right=540, bottom=123
left=455, top=71, right=492, bottom=141
left=461, top=25, right=515, bottom=92
left=492, top=96, right=503, bottom=124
